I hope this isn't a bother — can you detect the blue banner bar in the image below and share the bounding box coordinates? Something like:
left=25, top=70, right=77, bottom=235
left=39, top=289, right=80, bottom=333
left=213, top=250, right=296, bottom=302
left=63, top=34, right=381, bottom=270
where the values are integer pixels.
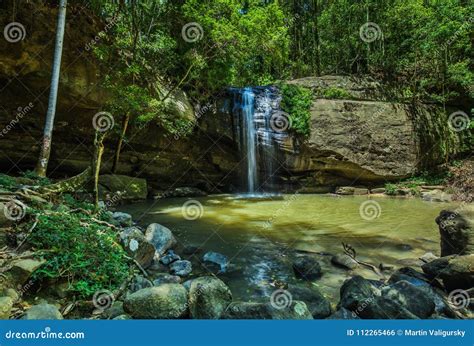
left=1, top=320, right=473, bottom=346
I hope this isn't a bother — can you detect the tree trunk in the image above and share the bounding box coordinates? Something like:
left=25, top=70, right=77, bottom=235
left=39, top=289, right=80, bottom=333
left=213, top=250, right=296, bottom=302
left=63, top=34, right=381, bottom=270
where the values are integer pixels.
left=92, top=131, right=106, bottom=210
left=112, top=113, right=130, bottom=173
left=35, top=0, right=68, bottom=177
left=38, top=167, right=92, bottom=194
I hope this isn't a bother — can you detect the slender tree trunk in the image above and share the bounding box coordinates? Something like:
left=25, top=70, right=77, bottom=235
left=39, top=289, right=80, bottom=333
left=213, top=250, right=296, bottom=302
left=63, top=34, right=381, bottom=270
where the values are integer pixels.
left=112, top=113, right=130, bottom=174
left=92, top=131, right=106, bottom=210
left=35, top=0, right=67, bottom=177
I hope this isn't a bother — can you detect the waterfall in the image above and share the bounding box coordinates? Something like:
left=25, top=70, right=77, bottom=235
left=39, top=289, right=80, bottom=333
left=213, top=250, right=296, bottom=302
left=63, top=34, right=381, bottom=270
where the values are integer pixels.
left=231, top=86, right=286, bottom=194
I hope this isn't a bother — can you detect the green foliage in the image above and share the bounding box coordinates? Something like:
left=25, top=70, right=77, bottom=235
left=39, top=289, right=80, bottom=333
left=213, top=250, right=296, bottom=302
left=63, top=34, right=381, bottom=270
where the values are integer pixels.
left=322, top=87, right=351, bottom=99
left=279, top=83, right=313, bottom=137
left=21, top=170, right=51, bottom=186
left=384, top=183, right=398, bottom=196
left=0, top=174, right=17, bottom=190
left=28, top=209, right=129, bottom=298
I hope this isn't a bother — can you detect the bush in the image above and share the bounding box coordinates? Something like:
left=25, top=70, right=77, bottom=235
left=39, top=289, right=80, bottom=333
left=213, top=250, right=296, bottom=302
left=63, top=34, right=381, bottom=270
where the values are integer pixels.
left=322, top=87, right=351, bottom=99
left=28, top=210, right=129, bottom=298
left=279, top=83, right=313, bottom=137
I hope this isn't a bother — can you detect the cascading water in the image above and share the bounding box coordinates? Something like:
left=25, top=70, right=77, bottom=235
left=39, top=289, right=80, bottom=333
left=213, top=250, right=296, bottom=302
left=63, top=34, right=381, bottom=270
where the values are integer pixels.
left=230, top=86, right=288, bottom=194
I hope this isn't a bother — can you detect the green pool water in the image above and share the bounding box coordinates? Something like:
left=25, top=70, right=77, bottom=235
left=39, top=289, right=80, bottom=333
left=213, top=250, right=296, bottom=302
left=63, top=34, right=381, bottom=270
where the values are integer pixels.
left=121, top=194, right=458, bottom=305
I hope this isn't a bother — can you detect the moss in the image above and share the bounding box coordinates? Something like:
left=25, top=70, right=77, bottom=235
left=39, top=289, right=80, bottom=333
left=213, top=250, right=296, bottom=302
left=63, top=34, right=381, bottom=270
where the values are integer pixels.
left=321, top=87, right=351, bottom=99
left=0, top=174, right=17, bottom=191
left=279, top=83, right=313, bottom=137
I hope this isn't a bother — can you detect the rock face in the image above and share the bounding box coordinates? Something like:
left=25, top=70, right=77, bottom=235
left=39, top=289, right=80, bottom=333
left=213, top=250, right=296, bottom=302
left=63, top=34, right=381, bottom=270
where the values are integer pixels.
left=436, top=205, right=474, bottom=257
left=123, top=284, right=188, bottom=319
left=188, top=277, right=232, bottom=319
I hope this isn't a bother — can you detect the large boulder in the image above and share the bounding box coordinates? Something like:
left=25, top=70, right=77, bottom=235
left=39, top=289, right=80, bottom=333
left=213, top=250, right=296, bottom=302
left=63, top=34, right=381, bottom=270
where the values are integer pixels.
left=421, top=255, right=474, bottom=291
left=112, top=212, right=133, bottom=227
left=23, top=303, right=63, bottom=320
left=223, top=301, right=313, bottom=320
left=145, top=223, right=177, bottom=255
left=9, top=258, right=45, bottom=286
left=436, top=205, right=474, bottom=256
left=120, top=227, right=155, bottom=268
left=381, top=280, right=435, bottom=318
left=99, top=174, right=148, bottom=200
left=123, top=284, right=188, bottom=319
left=188, top=276, right=232, bottom=319
left=292, top=256, right=322, bottom=280
left=338, top=276, right=379, bottom=313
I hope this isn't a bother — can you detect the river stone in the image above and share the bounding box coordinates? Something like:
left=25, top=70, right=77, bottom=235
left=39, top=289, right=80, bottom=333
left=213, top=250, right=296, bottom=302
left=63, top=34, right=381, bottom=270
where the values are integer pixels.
left=421, top=190, right=452, bottom=203
left=112, top=212, right=133, bottom=227
left=327, top=307, right=359, bottom=319
left=331, top=254, right=358, bottom=270
left=9, top=258, right=45, bottom=286
left=169, top=260, right=192, bottom=277
left=99, top=174, right=147, bottom=200
left=223, top=301, right=313, bottom=320
left=202, top=251, right=229, bottom=273
left=436, top=206, right=474, bottom=257
left=120, top=227, right=155, bottom=268
left=123, top=284, right=188, bottom=319
left=188, top=276, right=232, bottom=319
left=104, top=301, right=125, bottom=319
left=388, top=267, right=433, bottom=287
left=130, top=275, right=153, bottom=293
left=292, top=256, right=322, bottom=280
left=153, top=274, right=181, bottom=286
left=338, top=275, right=380, bottom=314
left=382, top=280, right=435, bottom=318
left=420, top=252, right=438, bottom=263
left=0, top=296, right=13, bottom=319
left=145, top=223, right=177, bottom=255
left=23, top=303, right=63, bottom=320
left=160, top=250, right=180, bottom=265
left=421, top=254, right=474, bottom=291
left=370, top=188, right=385, bottom=194
left=287, top=285, right=331, bottom=318
left=359, top=296, right=419, bottom=319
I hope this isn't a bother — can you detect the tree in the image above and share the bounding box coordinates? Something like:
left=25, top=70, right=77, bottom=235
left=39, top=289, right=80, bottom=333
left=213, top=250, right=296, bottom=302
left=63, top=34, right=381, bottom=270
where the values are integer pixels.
left=35, top=0, right=68, bottom=177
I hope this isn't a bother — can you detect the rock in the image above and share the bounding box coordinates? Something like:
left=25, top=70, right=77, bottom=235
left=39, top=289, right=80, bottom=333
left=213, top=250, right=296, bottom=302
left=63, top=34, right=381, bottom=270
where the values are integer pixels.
left=99, top=174, right=147, bottom=200
left=182, top=245, right=202, bottom=256
left=169, top=260, right=192, bottom=277
left=370, top=188, right=385, bottom=194
left=381, top=280, right=435, bottom=318
left=145, top=223, right=177, bottom=255
left=9, top=258, right=46, bottom=286
left=123, top=284, right=188, bottom=319
left=223, top=301, right=313, bottom=320
left=4, top=289, right=19, bottom=301
left=153, top=274, right=181, bottom=286
left=339, top=275, right=380, bottom=313
left=388, top=267, right=434, bottom=288
left=331, top=254, right=358, bottom=270
left=420, top=252, right=438, bottom=263
left=0, top=202, right=12, bottom=227
left=327, top=307, right=359, bottom=319
left=23, top=303, right=63, bottom=320
left=160, top=250, right=181, bottom=265
left=0, top=296, right=13, bottom=319
left=336, top=187, right=368, bottom=195
left=104, top=301, right=125, bottom=319
left=112, top=212, right=133, bottom=227
left=202, top=251, right=229, bottom=273
left=359, top=296, right=419, bottom=319
left=188, top=276, right=232, bottom=319
left=421, top=189, right=452, bottom=202
left=162, top=187, right=207, bottom=198
left=287, top=285, right=331, bottom=318
left=436, top=206, right=474, bottom=256
left=421, top=255, right=474, bottom=291
left=292, top=256, right=322, bottom=280
left=113, top=314, right=131, bottom=320
left=120, top=227, right=155, bottom=268
left=130, top=275, right=153, bottom=293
